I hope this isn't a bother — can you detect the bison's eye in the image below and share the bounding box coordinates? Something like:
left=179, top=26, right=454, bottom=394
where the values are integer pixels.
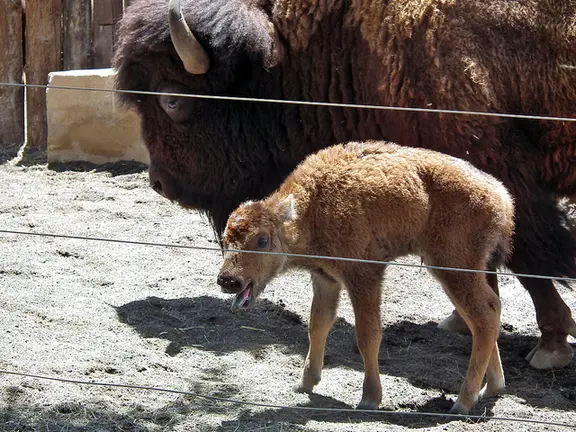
left=157, top=82, right=194, bottom=123
left=257, top=235, right=269, bottom=249
left=166, top=98, right=179, bottom=110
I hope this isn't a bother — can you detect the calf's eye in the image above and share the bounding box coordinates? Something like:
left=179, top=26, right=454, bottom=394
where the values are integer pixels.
left=257, top=235, right=269, bottom=249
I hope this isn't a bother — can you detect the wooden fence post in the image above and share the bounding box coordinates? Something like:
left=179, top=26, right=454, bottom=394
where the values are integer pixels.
left=93, top=0, right=124, bottom=68
left=25, top=0, right=62, bottom=151
left=0, top=0, right=25, bottom=149
left=63, top=0, right=92, bottom=70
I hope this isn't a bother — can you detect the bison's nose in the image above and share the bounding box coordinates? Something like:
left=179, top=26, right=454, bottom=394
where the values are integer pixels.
left=217, top=274, right=243, bottom=293
left=148, top=163, right=180, bottom=201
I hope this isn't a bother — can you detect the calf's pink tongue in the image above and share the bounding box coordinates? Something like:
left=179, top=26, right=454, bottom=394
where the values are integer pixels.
left=230, top=286, right=252, bottom=313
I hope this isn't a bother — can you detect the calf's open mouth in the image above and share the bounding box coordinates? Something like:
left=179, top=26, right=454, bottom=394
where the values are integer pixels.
left=230, top=281, right=254, bottom=313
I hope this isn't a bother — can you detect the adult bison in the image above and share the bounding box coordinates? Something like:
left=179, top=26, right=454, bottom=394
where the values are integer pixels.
left=113, top=0, right=576, bottom=368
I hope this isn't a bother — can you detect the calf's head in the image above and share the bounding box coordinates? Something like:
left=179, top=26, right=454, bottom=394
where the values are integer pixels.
left=217, top=195, right=296, bottom=312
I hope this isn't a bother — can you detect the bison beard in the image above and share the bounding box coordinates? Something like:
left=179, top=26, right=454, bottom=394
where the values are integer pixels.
left=113, top=0, right=576, bottom=369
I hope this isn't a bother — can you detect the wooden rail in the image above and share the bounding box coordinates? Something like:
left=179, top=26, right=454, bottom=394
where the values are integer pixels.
left=0, top=0, right=25, bottom=150
left=63, top=0, right=92, bottom=70
left=25, top=0, right=63, bottom=151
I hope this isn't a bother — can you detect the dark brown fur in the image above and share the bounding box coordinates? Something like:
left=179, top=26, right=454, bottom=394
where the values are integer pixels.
left=113, top=0, right=576, bottom=368
left=218, top=141, right=515, bottom=413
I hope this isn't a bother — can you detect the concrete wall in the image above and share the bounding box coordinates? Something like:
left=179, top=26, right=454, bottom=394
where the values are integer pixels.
left=47, top=68, right=149, bottom=165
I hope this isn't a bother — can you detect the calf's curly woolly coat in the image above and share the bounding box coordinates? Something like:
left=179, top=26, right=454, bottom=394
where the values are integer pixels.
left=217, top=141, right=515, bottom=413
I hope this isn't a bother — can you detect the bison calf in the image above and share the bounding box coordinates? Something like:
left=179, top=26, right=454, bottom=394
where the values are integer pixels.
left=217, top=141, right=514, bottom=414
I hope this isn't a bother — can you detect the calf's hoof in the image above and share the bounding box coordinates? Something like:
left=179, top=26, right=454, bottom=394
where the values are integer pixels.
left=293, top=374, right=318, bottom=394
left=526, top=340, right=574, bottom=369
left=293, top=383, right=313, bottom=394
left=449, top=401, right=470, bottom=415
left=294, top=369, right=321, bottom=394
left=356, top=399, right=379, bottom=410
left=438, top=311, right=471, bottom=335
left=479, top=381, right=505, bottom=400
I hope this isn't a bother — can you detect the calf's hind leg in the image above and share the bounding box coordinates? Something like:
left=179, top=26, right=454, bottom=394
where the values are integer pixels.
left=438, top=259, right=500, bottom=336
left=431, top=269, right=504, bottom=414
left=478, top=254, right=506, bottom=399
left=480, top=342, right=505, bottom=399
left=295, top=270, right=341, bottom=393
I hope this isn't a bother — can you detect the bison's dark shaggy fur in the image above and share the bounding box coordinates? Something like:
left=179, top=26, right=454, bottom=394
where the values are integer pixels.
left=113, top=0, right=576, bottom=368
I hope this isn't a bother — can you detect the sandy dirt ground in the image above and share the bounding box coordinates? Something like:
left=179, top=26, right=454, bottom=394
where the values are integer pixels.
left=0, top=157, right=574, bottom=432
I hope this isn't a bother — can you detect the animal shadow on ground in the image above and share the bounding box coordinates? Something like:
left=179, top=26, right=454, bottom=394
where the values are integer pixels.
left=116, top=296, right=576, bottom=421
left=376, top=321, right=575, bottom=413
left=115, top=295, right=311, bottom=357
left=186, top=366, right=460, bottom=430
left=48, top=160, right=148, bottom=177
left=216, top=394, right=468, bottom=430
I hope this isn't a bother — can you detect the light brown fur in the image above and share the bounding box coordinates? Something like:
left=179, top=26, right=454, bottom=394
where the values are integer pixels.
left=217, top=141, right=514, bottom=413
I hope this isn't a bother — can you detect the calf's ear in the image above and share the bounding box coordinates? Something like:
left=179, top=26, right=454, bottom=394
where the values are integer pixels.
left=276, top=194, right=296, bottom=223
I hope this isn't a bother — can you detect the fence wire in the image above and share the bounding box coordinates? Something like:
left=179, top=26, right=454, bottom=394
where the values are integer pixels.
left=0, top=79, right=575, bottom=429
left=1, top=229, right=575, bottom=428
left=1, top=369, right=574, bottom=428
left=2, top=228, right=576, bottom=284
left=1, top=80, right=576, bottom=283
left=1, top=81, right=576, bottom=123
left=1, top=80, right=576, bottom=284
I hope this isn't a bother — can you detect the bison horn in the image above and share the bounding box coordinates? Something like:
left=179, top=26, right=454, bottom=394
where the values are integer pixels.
left=168, top=0, right=210, bottom=74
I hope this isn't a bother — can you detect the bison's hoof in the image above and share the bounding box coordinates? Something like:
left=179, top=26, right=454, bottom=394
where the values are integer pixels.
left=449, top=401, right=470, bottom=415
left=356, top=399, right=379, bottom=410
left=438, top=311, right=471, bottom=335
left=526, top=342, right=574, bottom=369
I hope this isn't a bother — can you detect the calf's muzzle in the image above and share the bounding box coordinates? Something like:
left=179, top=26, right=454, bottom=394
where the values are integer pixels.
left=217, top=273, right=244, bottom=293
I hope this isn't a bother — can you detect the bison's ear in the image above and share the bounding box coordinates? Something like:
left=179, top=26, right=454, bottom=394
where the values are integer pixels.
left=237, top=10, right=283, bottom=69
left=277, top=194, right=296, bottom=223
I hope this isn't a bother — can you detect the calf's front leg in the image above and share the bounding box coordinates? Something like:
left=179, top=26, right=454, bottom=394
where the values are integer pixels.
left=295, top=270, right=341, bottom=393
left=345, top=269, right=383, bottom=410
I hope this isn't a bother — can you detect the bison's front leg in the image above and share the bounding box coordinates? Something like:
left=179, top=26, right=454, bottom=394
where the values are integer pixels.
left=438, top=309, right=472, bottom=335
left=295, top=270, right=341, bottom=393
left=508, top=188, right=576, bottom=368
left=520, top=277, right=576, bottom=369
left=345, top=267, right=383, bottom=410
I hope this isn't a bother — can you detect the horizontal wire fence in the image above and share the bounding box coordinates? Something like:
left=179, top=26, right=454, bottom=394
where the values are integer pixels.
left=2, top=229, right=576, bottom=284
left=2, top=81, right=576, bottom=123
left=1, top=369, right=575, bottom=428
left=0, top=80, right=575, bottom=428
